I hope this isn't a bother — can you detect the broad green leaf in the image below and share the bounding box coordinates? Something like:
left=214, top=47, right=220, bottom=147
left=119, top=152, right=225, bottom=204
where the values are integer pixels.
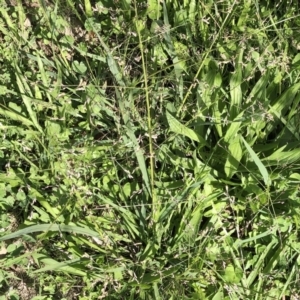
left=107, top=54, right=125, bottom=87
left=2, top=251, right=37, bottom=268
left=183, top=202, right=203, bottom=243
left=32, top=206, right=50, bottom=223
left=140, top=272, right=160, bottom=284
left=212, top=290, right=224, bottom=300
left=72, top=60, right=87, bottom=74
left=234, top=226, right=278, bottom=248
left=206, top=59, right=222, bottom=88
left=147, top=0, right=161, bottom=20
left=269, top=82, right=300, bottom=116
left=84, top=0, right=93, bottom=17
left=224, top=111, right=244, bottom=142
left=223, top=264, right=243, bottom=284
left=46, top=120, right=61, bottom=136
left=0, top=224, right=100, bottom=241
left=111, top=267, right=124, bottom=280
left=241, top=136, right=270, bottom=186
left=237, top=0, right=251, bottom=28
left=0, top=107, right=35, bottom=128
left=153, top=283, right=161, bottom=300
left=188, top=0, right=196, bottom=25
left=166, top=111, right=207, bottom=146
left=262, top=148, right=300, bottom=166
left=32, top=256, right=86, bottom=276
left=211, top=99, right=223, bottom=137
left=224, top=135, right=243, bottom=178
left=289, top=173, right=300, bottom=182
left=230, top=48, right=243, bottom=119
left=153, top=43, right=168, bottom=66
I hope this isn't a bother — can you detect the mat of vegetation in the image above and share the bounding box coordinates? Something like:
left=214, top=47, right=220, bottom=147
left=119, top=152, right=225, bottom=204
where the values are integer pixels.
left=1, top=0, right=300, bottom=299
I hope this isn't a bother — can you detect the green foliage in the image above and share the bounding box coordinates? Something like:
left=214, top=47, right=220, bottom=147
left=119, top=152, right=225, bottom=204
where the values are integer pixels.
left=0, top=0, right=300, bottom=299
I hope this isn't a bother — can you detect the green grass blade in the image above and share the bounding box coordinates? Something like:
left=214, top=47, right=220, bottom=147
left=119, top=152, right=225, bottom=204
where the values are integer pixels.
left=262, top=147, right=300, bottom=166
left=224, top=111, right=244, bottom=143
left=244, top=239, right=277, bottom=288
left=234, top=226, right=277, bottom=248
left=0, top=224, right=100, bottom=241
left=0, top=106, right=35, bottom=128
left=230, top=48, right=244, bottom=119
left=166, top=111, right=207, bottom=146
left=134, top=8, right=157, bottom=217
left=32, top=255, right=86, bottom=276
left=240, top=136, right=270, bottom=186
left=84, top=0, right=93, bottom=17
left=36, top=54, right=52, bottom=103
left=14, top=65, right=44, bottom=134
left=224, top=135, right=243, bottom=178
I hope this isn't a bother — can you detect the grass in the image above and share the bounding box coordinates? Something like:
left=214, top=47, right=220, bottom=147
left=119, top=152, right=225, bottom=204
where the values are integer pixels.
left=0, top=0, right=300, bottom=299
